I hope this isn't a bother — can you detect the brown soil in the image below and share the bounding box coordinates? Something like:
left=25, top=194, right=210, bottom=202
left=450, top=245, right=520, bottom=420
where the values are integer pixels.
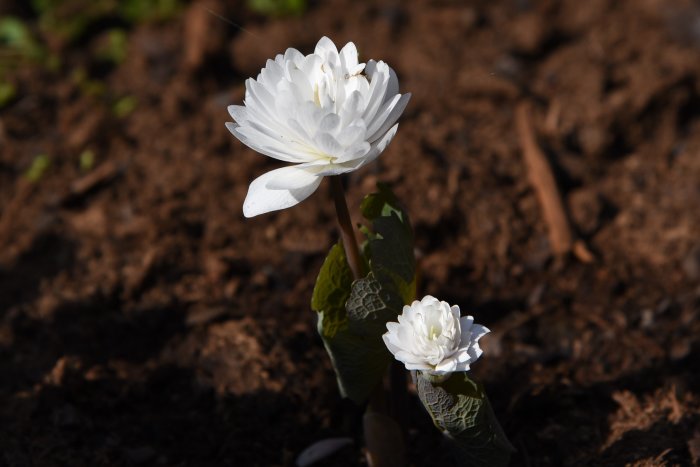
left=2, top=0, right=700, bottom=465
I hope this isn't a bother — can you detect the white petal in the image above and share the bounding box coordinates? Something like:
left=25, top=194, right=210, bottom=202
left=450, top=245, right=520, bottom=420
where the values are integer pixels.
left=393, top=349, right=423, bottom=364
left=350, top=123, right=398, bottom=168
left=450, top=305, right=461, bottom=321
left=336, top=142, right=371, bottom=164
left=338, top=91, right=363, bottom=127
left=339, top=41, right=359, bottom=71
left=362, top=61, right=389, bottom=122
left=384, top=64, right=399, bottom=100
left=318, top=113, right=340, bottom=134
left=315, top=133, right=343, bottom=158
left=243, top=166, right=322, bottom=217
left=283, top=47, right=304, bottom=65
left=460, top=315, right=475, bottom=330
left=434, top=357, right=458, bottom=374
left=311, top=164, right=358, bottom=177
left=403, top=360, right=433, bottom=371
left=421, top=295, right=439, bottom=306
left=455, top=349, right=473, bottom=363
left=336, top=124, right=366, bottom=148
left=367, top=93, right=411, bottom=142
left=382, top=332, right=403, bottom=356
left=228, top=105, right=249, bottom=124
left=471, top=323, right=490, bottom=341
left=465, top=344, right=483, bottom=363
left=314, top=36, right=338, bottom=60
left=227, top=123, right=308, bottom=163
left=265, top=165, right=322, bottom=190
left=461, top=319, right=489, bottom=345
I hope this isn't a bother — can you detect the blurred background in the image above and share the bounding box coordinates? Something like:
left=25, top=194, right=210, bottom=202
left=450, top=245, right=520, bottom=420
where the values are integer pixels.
left=1, top=0, right=700, bottom=465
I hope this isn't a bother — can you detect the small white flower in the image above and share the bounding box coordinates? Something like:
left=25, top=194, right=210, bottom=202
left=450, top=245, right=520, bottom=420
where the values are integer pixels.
left=227, top=36, right=411, bottom=217
left=382, top=296, right=490, bottom=375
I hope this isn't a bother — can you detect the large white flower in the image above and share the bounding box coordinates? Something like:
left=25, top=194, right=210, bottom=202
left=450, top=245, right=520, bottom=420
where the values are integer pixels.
left=383, top=296, right=489, bottom=375
left=227, top=36, right=411, bottom=217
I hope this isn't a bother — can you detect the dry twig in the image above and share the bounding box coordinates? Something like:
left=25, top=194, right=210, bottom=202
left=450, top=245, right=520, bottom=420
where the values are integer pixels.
left=515, top=101, right=594, bottom=263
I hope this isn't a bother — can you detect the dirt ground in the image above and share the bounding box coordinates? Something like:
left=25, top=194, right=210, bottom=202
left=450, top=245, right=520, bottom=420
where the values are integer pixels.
left=2, top=0, right=700, bottom=465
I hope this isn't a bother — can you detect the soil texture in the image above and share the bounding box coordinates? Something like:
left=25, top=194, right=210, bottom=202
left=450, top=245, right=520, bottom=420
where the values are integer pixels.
left=2, top=0, right=700, bottom=465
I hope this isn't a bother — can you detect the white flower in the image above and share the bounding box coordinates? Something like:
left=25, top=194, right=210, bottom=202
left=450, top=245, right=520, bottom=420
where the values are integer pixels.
left=382, top=296, right=490, bottom=375
left=226, top=36, right=411, bottom=217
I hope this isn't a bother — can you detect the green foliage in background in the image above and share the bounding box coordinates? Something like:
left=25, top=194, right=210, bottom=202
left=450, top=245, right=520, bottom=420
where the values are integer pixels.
left=0, top=17, right=46, bottom=108
left=247, top=0, right=307, bottom=17
left=0, top=82, right=17, bottom=109
left=79, top=149, right=95, bottom=172
left=25, top=154, right=51, bottom=182
left=0, top=17, right=44, bottom=61
left=96, top=28, right=128, bottom=65
left=112, top=95, right=137, bottom=118
left=119, top=0, right=182, bottom=23
left=31, top=0, right=183, bottom=44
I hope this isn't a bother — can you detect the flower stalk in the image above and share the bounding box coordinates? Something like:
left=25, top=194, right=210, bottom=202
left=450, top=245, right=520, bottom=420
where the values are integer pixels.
left=330, top=176, right=406, bottom=467
left=330, top=176, right=364, bottom=281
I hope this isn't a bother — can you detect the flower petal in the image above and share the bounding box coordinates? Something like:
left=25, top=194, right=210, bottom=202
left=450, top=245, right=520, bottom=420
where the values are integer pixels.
left=349, top=123, right=398, bottom=168
left=228, top=105, right=249, bottom=124
left=367, top=93, right=411, bottom=143
left=265, top=165, right=322, bottom=190
left=243, top=166, right=322, bottom=217
left=314, top=36, right=339, bottom=61
left=339, top=41, right=359, bottom=71
left=226, top=123, right=308, bottom=163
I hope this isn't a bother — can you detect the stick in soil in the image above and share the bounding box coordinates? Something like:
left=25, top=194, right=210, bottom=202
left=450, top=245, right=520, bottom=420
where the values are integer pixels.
left=515, top=100, right=594, bottom=263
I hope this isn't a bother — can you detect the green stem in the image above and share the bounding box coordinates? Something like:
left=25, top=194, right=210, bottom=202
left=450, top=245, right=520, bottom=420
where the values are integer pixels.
left=330, top=176, right=406, bottom=466
left=330, top=176, right=364, bottom=281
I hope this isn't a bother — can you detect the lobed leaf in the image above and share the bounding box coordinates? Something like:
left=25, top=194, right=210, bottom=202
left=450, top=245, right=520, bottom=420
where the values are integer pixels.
left=313, top=183, right=417, bottom=405
left=414, top=372, right=515, bottom=467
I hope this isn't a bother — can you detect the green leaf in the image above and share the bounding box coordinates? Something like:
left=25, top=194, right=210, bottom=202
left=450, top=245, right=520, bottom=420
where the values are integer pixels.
left=415, top=372, right=515, bottom=467
left=312, top=242, right=353, bottom=338
left=360, top=182, right=405, bottom=222
left=316, top=315, right=392, bottom=404
left=313, top=184, right=418, bottom=405
left=313, top=243, right=390, bottom=404
left=361, top=183, right=416, bottom=304
left=346, top=272, right=402, bottom=331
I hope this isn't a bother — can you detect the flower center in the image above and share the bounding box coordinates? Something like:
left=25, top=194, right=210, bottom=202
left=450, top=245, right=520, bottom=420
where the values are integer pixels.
left=312, top=84, right=322, bottom=107
left=428, top=324, right=441, bottom=340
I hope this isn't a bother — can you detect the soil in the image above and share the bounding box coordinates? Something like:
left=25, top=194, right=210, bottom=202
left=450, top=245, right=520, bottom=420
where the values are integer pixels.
left=2, top=0, right=700, bottom=466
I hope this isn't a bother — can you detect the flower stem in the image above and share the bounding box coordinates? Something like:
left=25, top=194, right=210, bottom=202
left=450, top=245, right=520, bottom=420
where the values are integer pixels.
left=330, top=176, right=364, bottom=280
left=330, top=176, right=406, bottom=466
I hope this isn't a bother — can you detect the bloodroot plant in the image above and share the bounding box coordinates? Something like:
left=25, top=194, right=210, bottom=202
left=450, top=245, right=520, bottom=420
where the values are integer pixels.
left=227, top=36, right=513, bottom=467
